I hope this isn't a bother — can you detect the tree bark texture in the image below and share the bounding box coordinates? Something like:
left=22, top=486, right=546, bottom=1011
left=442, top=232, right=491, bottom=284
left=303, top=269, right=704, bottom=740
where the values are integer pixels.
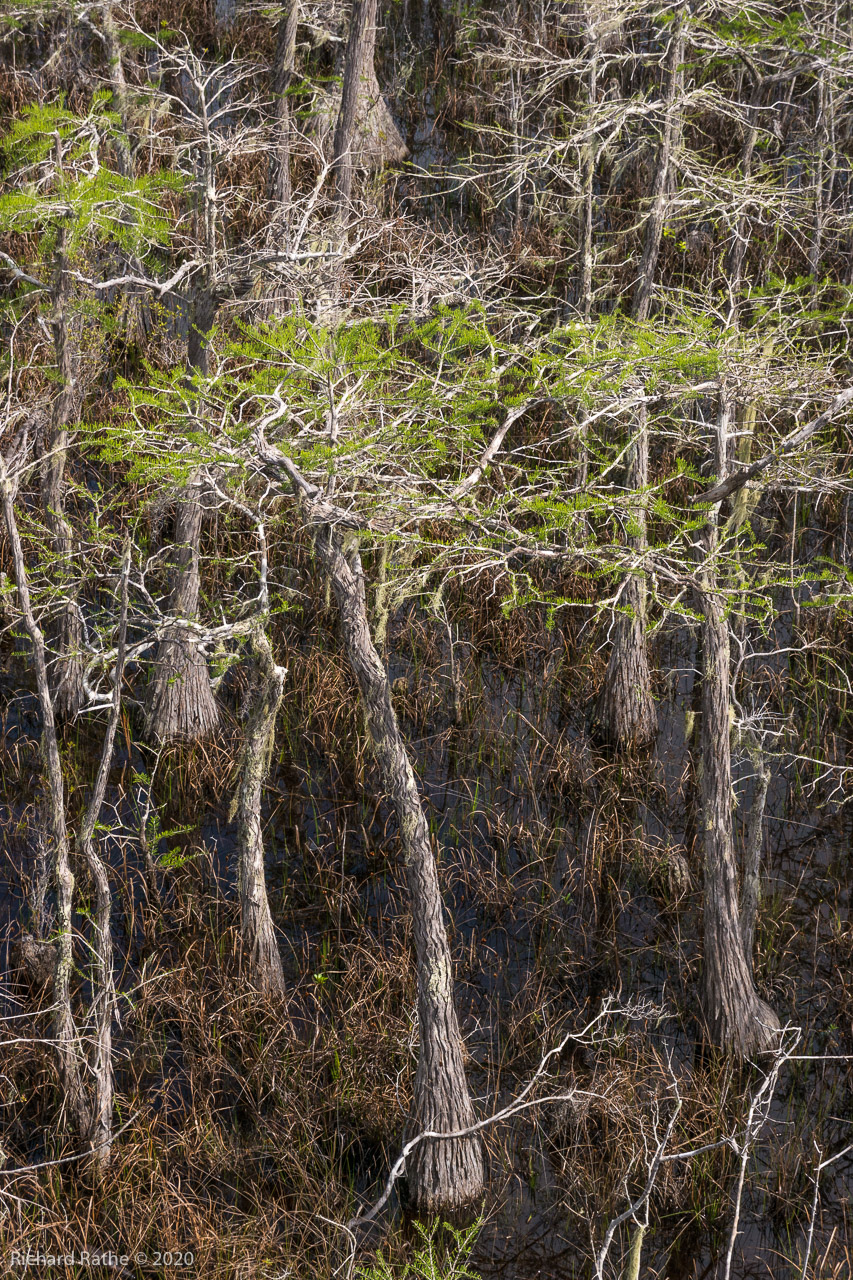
left=698, top=570, right=779, bottom=1056
left=186, top=287, right=217, bottom=378
left=601, top=10, right=683, bottom=742
left=234, top=624, right=287, bottom=996
left=0, top=461, right=91, bottom=1135
left=600, top=574, right=656, bottom=748
left=809, top=70, right=830, bottom=307
left=42, top=223, right=84, bottom=719
left=725, top=87, right=760, bottom=322
left=102, top=2, right=132, bottom=178
left=600, top=405, right=657, bottom=748
left=333, top=0, right=379, bottom=208
left=144, top=477, right=219, bottom=742
left=632, top=11, right=684, bottom=322
left=578, top=47, right=598, bottom=320
left=698, top=389, right=779, bottom=1056
left=314, top=528, right=484, bottom=1215
left=79, top=545, right=129, bottom=1166
left=740, top=746, right=770, bottom=976
left=144, top=70, right=221, bottom=743
left=268, top=0, right=299, bottom=219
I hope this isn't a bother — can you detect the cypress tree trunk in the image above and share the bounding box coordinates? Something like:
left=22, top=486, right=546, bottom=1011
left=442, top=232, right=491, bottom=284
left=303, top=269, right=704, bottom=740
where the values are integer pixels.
left=632, top=10, right=684, bottom=322
left=600, top=572, right=656, bottom=748
left=234, top=624, right=287, bottom=996
left=698, top=563, right=779, bottom=1055
left=578, top=44, right=598, bottom=321
left=102, top=1, right=132, bottom=178
left=43, top=221, right=85, bottom=719
left=599, top=405, right=657, bottom=748
left=332, top=0, right=379, bottom=208
left=145, top=62, right=223, bottom=743
left=0, top=458, right=90, bottom=1135
left=79, top=546, right=130, bottom=1167
left=268, top=0, right=299, bottom=220
left=145, top=283, right=219, bottom=742
left=740, top=746, right=770, bottom=972
left=599, top=16, right=683, bottom=747
left=186, top=288, right=217, bottom=378
left=146, top=198, right=266, bottom=740
left=313, top=527, right=483, bottom=1215
left=144, top=477, right=219, bottom=742
left=260, top=7, right=299, bottom=319
left=698, top=389, right=779, bottom=1056
left=725, top=86, right=760, bottom=323
left=809, top=70, right=830, bottom=308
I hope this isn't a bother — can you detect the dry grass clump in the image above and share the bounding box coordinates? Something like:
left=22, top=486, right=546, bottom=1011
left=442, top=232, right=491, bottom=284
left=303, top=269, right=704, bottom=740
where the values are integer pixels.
left=542, top=1035, right=754, bottom=1264
left=0, top=871, right=420, bottom=1278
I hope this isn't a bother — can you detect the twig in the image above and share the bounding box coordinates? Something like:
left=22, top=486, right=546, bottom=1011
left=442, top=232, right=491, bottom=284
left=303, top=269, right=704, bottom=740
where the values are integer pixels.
left=799, top=1139, right=853, bottom=1280
left=593, top=1059, right=682, bottom=1280
left=723, top=1031, right=799, bottom=1280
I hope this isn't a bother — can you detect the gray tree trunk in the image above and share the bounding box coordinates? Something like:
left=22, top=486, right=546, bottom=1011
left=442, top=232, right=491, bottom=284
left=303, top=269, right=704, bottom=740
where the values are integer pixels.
left=632, top=11, right=684, bottom=322
left=332, top=0, right=379, bottom=208
left=578, top=47, right=598, bottom=321
left=598, top=21, right=683, bottom=747
left=145, top=62, right=223, bottom=743
left=698, top=390, right=779, bottom=1056
left=43, top=222, right=85, bottom=719
left=698, top=567, right=779, bottom=1055
left=739, top=746, right=770, bottom=976
left=809, top=70, right=831, bottom=308
left=144, top=476, right=219, bottom=742
left=234, top=624, right=287, bottom=996
left=101, top=1, right=132, bottom=178
left=186, top=287, right=217, bottom=378
left=268, top=0, right=299, bottom=219
left=79, top=546, right=130, bottom=1167
left=725, top=87, right=760, bottom=323
left=313, top=527, right=483, bottom=1215
left=600, top=405, right=657, bottom=748
left=145, top=280, right=219, bottom=743
left=0, top=457, right=91, bottom=1135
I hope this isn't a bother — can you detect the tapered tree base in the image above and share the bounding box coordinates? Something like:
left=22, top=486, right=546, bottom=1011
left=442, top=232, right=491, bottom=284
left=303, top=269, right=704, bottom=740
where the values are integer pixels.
left=699, top=580, right=780, bottom=1059
left=405, top=920, right=485, bottom=1218
left=703, top=988, right=780, bottom=1059
left=242, top=921, right=286, bottom=996
left=407, top=1132, right=484, bottom=1219
left=703, top=915, right=780, bottom=1057
left=311, top=63, right=408, bottom=174
left=144, top=628, right=219, bottom=744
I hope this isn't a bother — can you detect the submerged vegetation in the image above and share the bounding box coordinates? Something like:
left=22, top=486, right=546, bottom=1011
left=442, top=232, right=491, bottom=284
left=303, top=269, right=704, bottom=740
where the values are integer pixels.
left=0, top=0, right=852, bottom=1275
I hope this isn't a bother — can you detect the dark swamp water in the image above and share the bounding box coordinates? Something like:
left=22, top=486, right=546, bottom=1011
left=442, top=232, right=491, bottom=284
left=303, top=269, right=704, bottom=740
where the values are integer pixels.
left=0, top=588, right=851, bottom=1280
